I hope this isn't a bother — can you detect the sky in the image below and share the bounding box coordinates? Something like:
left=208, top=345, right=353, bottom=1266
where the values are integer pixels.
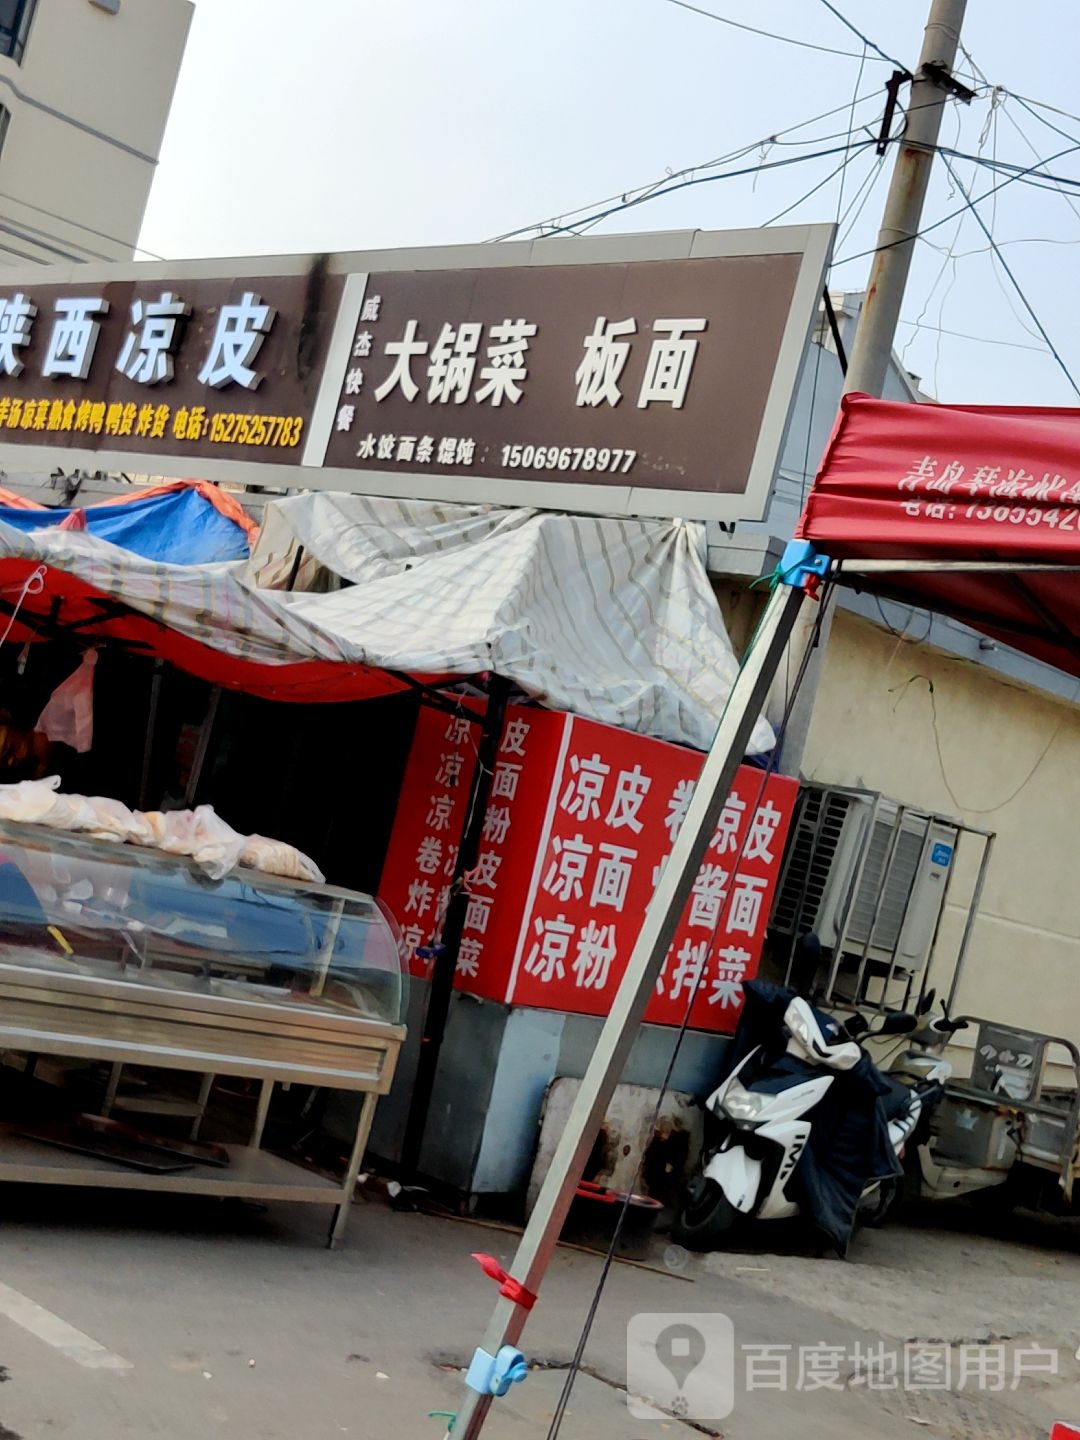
left=139, top=0, right=1080, bottom=409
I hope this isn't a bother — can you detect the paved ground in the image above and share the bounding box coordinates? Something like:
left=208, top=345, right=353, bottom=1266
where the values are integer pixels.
left=0, top=1185, right=1077, bottom=1439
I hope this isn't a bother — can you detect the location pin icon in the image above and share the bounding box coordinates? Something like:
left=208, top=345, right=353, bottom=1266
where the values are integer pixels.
left=655, top=1321, right=707, bottom=1406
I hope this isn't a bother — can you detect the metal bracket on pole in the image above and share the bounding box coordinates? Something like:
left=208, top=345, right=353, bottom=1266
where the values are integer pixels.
left=778, top=540, right=831, bottom=599
left=876, top=68, right=913, bottom=154
left=921, top=60, right=975, bottom=103
left=449, top=576, right=816, bottom=1440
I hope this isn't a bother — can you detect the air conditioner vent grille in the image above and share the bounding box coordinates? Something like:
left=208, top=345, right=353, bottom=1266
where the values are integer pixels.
left=847, top=822, right=927, bottom=951
left=772, top=789, right=854, bottom=936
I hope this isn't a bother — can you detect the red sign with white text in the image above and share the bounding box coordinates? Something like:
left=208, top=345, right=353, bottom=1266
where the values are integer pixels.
left=377, top=701, right=482, bottom=980
left=455, top=705, right=570, bottom=1002
left=380, top=704, right=796, bottom=1033
left=504, top=716, right=796, bottom=1032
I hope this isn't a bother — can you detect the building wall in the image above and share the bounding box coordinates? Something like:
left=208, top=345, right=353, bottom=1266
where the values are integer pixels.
left=0, top=0, right=192, bottom=263
left=801, top=608, right=1080, bottom=1038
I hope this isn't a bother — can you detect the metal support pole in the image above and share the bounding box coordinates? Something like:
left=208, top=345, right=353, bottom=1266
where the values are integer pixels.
left=184, top=685, right=221, bottom=808
left=947, top=831, right=994, bottom=1012
left=250, top=1077, right=274, bottom=1149
left=139, top=659, right=163, bottom=810
left=450, top=582, right=809, bottom=1440
left=400, top=675, right=513, bottom=1178
left=779, top=0, right=967, bottom=776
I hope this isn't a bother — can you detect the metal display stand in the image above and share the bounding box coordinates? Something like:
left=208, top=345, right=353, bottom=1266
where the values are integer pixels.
left=0, top=824, right=407, bottom=1248
left=0, top=963, right=401, bottom=1247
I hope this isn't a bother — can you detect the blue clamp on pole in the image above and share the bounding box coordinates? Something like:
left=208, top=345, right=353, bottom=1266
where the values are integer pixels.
left=778, top=540, right=830, bottom=595
left=464, top=1345, right=529, bottom=1398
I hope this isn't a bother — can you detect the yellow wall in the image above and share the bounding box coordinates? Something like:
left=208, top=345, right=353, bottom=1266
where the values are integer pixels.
left=802, top=610, right=1080, bottom=1038
left=0, top=0, right=193, bottom=261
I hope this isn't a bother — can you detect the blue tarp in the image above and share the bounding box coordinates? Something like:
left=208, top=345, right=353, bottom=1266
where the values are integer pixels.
left=0, top=487, right=250, bottom=564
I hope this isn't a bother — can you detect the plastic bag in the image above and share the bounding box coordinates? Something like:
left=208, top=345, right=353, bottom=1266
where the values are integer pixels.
left=0, top=781, right=317, bottom=884
left=240, top=834, right=324, bottom=884
left=137, top=805, right=246, bottom=881
left=37, top=651, right=97, bottom=754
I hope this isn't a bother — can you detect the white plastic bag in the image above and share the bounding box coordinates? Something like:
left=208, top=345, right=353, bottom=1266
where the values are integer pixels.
left=0, top=780, right=318, bottom=884
left=0, top=775, right=64, bottom=823
left=137, top=806, right=246, bottom=881
left=240, top=834, right=324, bottom=884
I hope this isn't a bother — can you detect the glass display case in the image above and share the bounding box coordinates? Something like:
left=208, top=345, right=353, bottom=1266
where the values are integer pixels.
left=0, top=821, right=408, bottom=1246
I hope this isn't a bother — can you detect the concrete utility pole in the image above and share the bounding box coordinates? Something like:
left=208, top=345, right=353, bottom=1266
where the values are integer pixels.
left=779, top=0, right=968, bottom=771
left=843, top=0, right=969, bottom=396
left=447, top=5, right=967, bottom=1436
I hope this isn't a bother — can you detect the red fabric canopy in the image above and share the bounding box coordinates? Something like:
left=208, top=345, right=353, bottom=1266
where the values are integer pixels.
left=797, top=394, right=1080, bottom=676
left=0, top=560, right=426, bottom=704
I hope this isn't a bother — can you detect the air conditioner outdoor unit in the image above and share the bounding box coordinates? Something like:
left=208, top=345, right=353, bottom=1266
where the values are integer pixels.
left=771, top=785, right=959, bottom=992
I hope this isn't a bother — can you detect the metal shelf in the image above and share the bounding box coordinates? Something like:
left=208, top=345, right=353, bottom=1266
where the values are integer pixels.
left=0, top=1127, right=342, bottom=1204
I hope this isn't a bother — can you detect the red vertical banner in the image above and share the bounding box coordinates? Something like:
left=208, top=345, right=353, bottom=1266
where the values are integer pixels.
left=454, top=704, right=570, bottom=1003
left=377, top=701, right=481, bottom=979
left=648, top=764, right=798, bottom=1030
left=505, top=715, right=797, bottom=1034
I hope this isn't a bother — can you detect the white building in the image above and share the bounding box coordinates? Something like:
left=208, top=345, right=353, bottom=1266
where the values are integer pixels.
left=0, top=0, right=192, bottom=266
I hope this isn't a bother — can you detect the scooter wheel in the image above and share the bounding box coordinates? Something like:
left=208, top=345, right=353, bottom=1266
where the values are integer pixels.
left=859, top=1176, right=903, bottom=1228
left=672, top=1176, right=739, bottom=1251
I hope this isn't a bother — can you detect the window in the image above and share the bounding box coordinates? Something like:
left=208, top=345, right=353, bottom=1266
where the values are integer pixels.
left=0, top=0, right=35, bottom=62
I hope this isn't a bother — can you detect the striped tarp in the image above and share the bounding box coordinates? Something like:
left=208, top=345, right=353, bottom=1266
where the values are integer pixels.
left=0, top=495, right=773, bottom=753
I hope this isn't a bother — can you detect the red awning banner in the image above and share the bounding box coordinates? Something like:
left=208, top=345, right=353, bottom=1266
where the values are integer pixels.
left=0, top=559, right=418, bottom=704
left=797, top=394, right=1080, bottom=677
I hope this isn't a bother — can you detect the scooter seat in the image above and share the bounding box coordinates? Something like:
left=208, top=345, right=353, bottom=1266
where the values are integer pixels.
left=879, top=1075, right=916, bottom=1123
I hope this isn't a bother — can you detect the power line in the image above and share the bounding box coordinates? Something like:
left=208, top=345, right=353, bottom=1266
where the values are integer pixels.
left=761, top=147, right=864, bottom=227
left=939, top=152, right=1080, bottom=398
left=836, top=149, right=887, bottom=247
left=946, top=146, right=1080, bottom=193
left=660, top=0, right=887, bottom=60
left=833, top=40, right=870, bottom=222
left=814, top=0, right=908, bottom=70
left=763, top=42, right=869, bottom=236
left=832, top=140, right=1080, bottom=264
left=896, top=317, right=1049, bottom=353
left=487, top=89, right=888, bottom=243
left=501, top=138, right=881, bottom=243
left=1006, top=91, right=1080, bottom=132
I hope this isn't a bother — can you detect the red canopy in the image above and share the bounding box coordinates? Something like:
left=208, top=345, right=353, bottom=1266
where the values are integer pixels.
left=797, top=394, right=1080, bottom=676
left=0, top=561, right=425, bottom=704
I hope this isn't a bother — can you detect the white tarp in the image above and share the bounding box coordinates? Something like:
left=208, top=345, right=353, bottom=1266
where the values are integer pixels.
left=247, top=495, right=773, bottom=753
left=0, top=495, right=773, bottom=753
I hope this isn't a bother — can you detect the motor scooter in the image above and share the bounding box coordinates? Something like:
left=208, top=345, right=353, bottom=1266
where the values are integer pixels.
left=672, top=980, right=950, bottom=1253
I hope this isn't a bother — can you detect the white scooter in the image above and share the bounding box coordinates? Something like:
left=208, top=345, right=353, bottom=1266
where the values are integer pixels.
left=673, top=983, right=953, bottom=1251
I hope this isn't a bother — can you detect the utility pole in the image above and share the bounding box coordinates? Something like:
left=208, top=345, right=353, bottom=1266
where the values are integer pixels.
left=843, top=0, right=969, bottom=396
left=778, top=0, right=969, bottom=771
left=447, top=5, right=967, bottom=1436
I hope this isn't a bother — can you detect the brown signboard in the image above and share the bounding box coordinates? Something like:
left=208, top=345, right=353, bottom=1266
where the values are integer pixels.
left=0, top=265, right=342, bottom=466
left=322, top=255, right=800, bottom=501
left=0, top=229, right=831, bottom=521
